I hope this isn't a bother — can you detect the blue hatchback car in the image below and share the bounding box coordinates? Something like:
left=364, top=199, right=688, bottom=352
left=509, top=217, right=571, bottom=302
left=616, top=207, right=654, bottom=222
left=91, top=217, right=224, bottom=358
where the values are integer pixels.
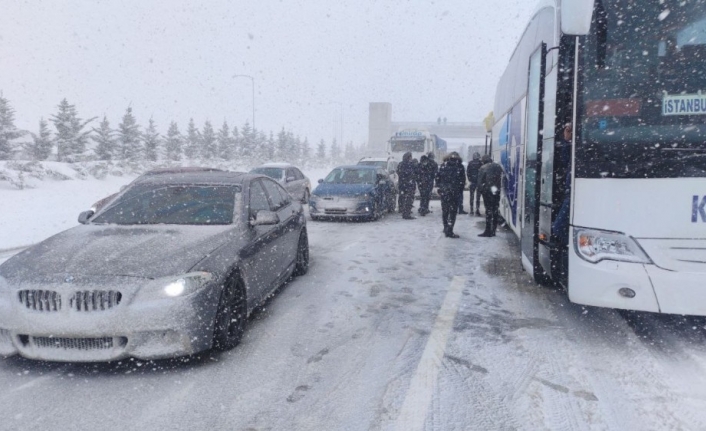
left=309, top=165, right=397, bottom=221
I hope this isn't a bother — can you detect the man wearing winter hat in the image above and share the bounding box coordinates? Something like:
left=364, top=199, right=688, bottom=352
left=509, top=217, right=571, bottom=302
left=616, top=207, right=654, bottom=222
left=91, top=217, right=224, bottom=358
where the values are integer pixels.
left=466, top=152, right=483, bottom=216
left=477, top=154, right=502, bottom=237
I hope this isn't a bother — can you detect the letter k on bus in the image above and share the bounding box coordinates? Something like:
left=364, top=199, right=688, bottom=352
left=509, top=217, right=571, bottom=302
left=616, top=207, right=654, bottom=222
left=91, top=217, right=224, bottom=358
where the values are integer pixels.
left=693, top=196, right=706, bottom=223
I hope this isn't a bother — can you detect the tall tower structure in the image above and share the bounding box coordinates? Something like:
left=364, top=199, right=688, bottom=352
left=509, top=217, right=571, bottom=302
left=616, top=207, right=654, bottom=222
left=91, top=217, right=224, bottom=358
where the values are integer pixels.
left=367, top=102, right=392, bottom=154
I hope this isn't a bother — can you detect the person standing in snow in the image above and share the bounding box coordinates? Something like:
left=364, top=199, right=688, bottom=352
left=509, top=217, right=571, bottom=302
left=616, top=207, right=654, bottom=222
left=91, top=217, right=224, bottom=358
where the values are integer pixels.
left=417, top=153, right=437, bottom=216
left=466, top=152, right=483, bottom=216
left=435, top=152, right=466, bottom=238
left=477, top=154, right=502, bottom=237
left=396, top=152, right=417, bottom=220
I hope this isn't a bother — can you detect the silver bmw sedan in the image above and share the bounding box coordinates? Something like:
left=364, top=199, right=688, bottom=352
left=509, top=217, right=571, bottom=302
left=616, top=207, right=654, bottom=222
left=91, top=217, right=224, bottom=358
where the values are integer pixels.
left=0, top=171, right=309, bottom=362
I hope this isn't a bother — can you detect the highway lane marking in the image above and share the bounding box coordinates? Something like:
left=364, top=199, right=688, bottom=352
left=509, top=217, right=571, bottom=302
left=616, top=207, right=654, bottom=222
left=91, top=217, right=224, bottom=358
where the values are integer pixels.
left=393, top=275, right=466, bottom=431
left=341, top=241, right=359, bottom=251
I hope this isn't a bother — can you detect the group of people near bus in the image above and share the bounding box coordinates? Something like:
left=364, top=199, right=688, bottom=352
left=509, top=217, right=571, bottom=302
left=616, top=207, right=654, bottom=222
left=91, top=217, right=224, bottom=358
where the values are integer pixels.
left=395, top=150, right=502, bottom=238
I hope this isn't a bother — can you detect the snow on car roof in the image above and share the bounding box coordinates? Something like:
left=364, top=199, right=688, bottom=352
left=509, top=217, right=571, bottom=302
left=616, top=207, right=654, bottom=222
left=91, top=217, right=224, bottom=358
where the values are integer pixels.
left=335, top=165, right=379, bottom=170
left=258, top=162, right=294, bottom=168
left=136, top=171, right=249, bottom=186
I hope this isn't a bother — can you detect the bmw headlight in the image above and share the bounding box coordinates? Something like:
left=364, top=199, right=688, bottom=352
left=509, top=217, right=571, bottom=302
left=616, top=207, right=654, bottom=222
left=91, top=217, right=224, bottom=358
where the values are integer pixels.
left=137, top=272, right=213, bottom=301
left=162, top=272, right=213, bottom=297
left=574, top=228, right=651, bottom=264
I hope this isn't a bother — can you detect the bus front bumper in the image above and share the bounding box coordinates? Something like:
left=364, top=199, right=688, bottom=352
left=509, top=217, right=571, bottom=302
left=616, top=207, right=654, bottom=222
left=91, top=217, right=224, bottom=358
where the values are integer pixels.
left=568, top=245, right=706, bottom=316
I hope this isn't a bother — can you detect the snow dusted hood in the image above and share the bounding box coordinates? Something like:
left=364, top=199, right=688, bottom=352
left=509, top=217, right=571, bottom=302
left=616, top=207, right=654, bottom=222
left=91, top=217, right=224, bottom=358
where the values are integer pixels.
left=0, top=224, right=239, bottom=281
left=313, top=183, right=375, bottom=198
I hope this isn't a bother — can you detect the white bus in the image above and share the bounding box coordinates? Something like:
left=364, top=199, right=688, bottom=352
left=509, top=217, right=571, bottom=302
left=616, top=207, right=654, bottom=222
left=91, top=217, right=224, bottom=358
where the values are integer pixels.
left=387, top=129, right=448, bottom=162
left=493, top=0, right=706, bottom=315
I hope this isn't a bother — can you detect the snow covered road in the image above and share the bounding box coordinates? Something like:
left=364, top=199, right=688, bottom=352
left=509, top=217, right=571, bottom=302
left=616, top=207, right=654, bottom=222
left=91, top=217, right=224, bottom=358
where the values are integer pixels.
left=1, top=203, right=706, bottom=430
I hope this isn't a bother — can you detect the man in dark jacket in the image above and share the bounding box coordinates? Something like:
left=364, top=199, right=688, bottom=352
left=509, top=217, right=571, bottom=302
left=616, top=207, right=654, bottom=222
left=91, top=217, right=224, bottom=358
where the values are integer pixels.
left=477, top=154, right=503, bottom=237
left=435, top=152, right=466, bottom=238
left=396, top=152, right=417, bottom=220
left=466, top=152, right=483, bottom=216
left=417, top=153, right=437, bottom=216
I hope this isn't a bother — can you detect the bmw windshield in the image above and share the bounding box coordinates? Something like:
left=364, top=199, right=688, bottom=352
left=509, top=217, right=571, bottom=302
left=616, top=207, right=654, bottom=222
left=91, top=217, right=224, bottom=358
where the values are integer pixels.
left=578, top=0, right=706, bottom=178
left=92, top=185, right=240, bottom=225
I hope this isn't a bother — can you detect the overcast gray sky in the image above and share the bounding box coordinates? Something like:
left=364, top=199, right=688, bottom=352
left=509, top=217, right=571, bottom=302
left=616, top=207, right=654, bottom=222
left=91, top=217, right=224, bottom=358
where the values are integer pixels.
left=0, top=0, right=536, bottom=145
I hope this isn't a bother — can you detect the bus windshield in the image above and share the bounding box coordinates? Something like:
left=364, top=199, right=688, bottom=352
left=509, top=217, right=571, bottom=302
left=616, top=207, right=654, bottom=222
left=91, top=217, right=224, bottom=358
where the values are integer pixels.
left=390, top=139, right=425, bottom=153
left=578, top=0, right=706, bottom=178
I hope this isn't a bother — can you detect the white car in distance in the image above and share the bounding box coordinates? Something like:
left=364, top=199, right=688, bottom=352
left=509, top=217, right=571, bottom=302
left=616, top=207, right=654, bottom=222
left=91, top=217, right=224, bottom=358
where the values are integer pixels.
left=250, top=163, right=311, bottom=203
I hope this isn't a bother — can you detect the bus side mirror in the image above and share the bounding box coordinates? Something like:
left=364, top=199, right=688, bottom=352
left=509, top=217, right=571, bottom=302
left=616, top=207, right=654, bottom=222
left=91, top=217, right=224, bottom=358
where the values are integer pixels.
left=561, top=0, right=595, bottom=36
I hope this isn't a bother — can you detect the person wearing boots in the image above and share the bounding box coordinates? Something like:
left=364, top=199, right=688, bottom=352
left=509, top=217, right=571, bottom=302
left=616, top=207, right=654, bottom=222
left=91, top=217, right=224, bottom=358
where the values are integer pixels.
left=477, top=154, right=502, bottom=237
left=466, top=152, right=483, bottom=216
left=435, top=152, right=466, bottom=238
left=396, top=152, right=417, bottom=219
left=417, top=153, right=437, bottom=216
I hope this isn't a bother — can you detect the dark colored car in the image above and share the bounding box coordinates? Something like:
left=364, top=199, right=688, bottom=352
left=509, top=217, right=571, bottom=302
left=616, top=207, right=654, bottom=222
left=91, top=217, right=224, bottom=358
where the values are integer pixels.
left=0, top=171, right=309, bottom=362
left=308, top=165, right=396, bottom=221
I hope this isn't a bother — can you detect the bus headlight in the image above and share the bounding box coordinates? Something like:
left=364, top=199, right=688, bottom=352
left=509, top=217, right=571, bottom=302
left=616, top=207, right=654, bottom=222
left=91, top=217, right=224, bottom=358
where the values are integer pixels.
left=574, top=228, right=652, bottom=264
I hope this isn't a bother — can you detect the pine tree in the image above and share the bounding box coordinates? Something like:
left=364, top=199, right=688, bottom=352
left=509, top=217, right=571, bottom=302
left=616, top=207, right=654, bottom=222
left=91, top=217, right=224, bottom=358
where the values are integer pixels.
left=165, top=122, right=182, bottom=161
left=26, top=118, right=53, bottom=161
left=301, top=136, right=312, bottom=165
left=240, top=121, right=254, bottom=160
left=356, top=142, right=367, bottom=161
left=50, top=98, right=93, bottom=161
left=184, top=118, right=200, bottom=159
left=330, top=138, right=341, bottom=164
left=231, top=125, right=241, bottom=159
left=254, top=131, right=268, bottom=163
left=217, top=120, right=232, bottom=160
left=276, top=127, right=287, bottom=160
left=201, top=121, right=217, bottom=159
left=262, top=132, right=273, bottom=161
left=117, top=107, right=141, bottom=161
left=316, top=139, right=326, bottom=162
left=288, top=133, right=301, bottom=163
left=0, top=95, right=24, bottom=160
left=344, top=141, right=355, bottom=162
left=143, top=118, right=160, bottom=162
left=92, top=116, right=116, bottom=160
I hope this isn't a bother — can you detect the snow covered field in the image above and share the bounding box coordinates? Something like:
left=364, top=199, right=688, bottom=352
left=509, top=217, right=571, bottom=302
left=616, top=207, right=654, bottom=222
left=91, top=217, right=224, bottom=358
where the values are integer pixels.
left=1, top=171, right=706, bottom=430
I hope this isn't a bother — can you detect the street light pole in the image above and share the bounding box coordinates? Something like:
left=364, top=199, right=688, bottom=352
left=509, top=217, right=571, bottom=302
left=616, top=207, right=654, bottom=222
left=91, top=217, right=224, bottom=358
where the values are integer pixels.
left=234, top=74, right=255, bottom=130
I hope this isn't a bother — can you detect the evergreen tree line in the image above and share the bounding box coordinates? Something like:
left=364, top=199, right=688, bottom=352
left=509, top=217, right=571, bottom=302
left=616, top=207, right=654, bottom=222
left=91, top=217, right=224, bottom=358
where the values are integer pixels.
left=0, top=95, right=368, bottom=167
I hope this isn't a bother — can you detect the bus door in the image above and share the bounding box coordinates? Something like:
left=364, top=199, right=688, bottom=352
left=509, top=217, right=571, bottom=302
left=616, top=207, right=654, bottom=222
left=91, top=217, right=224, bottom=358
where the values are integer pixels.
left=521, top=43, right=547, bottom=283
left=538, top=37, right=574, bottom=284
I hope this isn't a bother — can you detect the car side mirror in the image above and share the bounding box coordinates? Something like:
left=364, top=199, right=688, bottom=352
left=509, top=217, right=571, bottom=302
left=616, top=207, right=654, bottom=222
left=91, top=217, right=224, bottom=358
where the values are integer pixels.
left=78, top=210, right=95, bottom=224
left=286, top=176, right=296, bottom=183
left=318, top=179, right=324, bottom=184
left=250, top=210, right=279, bottom=226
